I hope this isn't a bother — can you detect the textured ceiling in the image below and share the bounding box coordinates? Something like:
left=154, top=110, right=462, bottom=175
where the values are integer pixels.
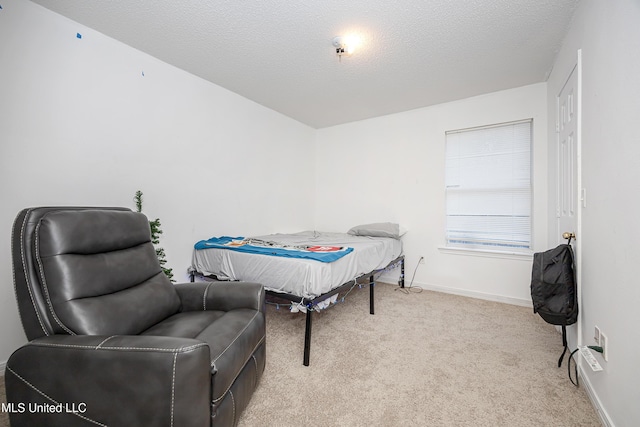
left=29, top=0, right=580, bottom=128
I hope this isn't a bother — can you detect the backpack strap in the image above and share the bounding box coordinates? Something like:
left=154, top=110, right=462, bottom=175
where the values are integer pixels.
left=558, top=324, right=568, bottom=367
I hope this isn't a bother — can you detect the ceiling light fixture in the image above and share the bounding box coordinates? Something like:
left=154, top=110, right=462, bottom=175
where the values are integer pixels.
left=332, top=35, right=360, bottom=59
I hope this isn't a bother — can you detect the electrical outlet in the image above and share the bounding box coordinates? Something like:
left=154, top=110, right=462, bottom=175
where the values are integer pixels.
left=418, top=256, right=425, bottom=264
left=594, top=325, right=601, bottom=345
left=600, top=332, right=608, bottom=362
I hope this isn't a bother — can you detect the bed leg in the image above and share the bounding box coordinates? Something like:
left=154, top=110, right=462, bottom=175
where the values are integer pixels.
left=370, top=275, right=375, bottom=315
left=399, top=257, right=405, bottom=288
left=303, top=306, right=312, bottom=366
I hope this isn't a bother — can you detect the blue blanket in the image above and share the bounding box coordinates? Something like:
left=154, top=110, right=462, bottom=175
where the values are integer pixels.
left=194, top=236, right=353, bottom=263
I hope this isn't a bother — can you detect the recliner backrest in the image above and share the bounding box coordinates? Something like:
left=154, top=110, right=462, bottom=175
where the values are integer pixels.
left=12, top=207, right=181, bottom=340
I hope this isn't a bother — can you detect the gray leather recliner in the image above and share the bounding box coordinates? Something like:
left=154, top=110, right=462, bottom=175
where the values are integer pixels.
left=5, top=207, right=266, bottom=426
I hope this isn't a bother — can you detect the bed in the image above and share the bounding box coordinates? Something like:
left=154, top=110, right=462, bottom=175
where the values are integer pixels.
left=190, top=224, right=405, bottom=366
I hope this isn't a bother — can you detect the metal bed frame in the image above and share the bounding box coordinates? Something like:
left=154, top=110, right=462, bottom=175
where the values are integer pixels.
left=190, top=255, right=405, bottom=366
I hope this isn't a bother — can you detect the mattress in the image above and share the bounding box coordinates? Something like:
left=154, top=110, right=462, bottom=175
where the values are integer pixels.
left=191, top=231, right=403, bottom=299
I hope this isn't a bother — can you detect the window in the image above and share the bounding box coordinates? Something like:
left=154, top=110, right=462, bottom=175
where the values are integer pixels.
left=445, top=119, right=532, bottom=252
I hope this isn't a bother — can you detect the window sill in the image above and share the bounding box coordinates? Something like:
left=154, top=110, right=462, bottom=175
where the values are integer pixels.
left=438, top=246, right=533, bottom=261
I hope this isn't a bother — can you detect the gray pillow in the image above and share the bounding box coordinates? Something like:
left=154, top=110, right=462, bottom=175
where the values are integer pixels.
left=347, top=222, right=401, bottom=239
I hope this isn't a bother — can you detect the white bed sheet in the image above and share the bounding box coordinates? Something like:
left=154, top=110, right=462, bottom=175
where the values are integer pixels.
left=191, top=231, right=403, bottom=299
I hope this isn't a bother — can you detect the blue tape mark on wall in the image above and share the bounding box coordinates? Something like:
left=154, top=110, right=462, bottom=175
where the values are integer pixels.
left=76, top=33, right=82, bottom=39
left=142, top=71, right=145, bottom=77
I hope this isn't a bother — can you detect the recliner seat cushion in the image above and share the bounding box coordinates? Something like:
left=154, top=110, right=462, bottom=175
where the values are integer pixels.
left=142, top=308, right=265, bottom=402
left=35, top=209, right=181, bottom=335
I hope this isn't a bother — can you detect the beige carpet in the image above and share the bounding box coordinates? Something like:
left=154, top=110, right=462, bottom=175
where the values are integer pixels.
left=239, top=283, right=600, bottom=427
left=0, top=283, right=601, bottom=426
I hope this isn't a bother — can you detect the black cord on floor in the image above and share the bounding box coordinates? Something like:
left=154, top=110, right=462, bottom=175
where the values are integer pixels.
left=567, top=348, right=580, bottom=387
left=395, top=257, right=423, bottom=294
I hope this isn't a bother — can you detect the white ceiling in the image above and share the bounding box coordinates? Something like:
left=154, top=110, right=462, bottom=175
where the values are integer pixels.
left=29, top=0, right=580, bottom=129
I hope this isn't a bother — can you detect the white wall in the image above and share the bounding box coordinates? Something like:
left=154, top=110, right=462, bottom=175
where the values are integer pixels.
left=547, top=1, right=640, bottom=425
left=0, top=0, right=316, bottom=364
left=315, top=84, right=548, bottom=305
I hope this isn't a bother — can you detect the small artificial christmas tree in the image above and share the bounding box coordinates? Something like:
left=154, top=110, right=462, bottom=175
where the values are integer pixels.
left=134, top=190, right=174, bottom=282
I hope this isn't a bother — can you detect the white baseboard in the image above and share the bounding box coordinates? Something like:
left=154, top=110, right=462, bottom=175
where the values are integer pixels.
left=579, top=365, right=615, bottom=427
left=413, top=281, right=533, bottom=307
left=377, top=264, right=531, bottom=307
left=376, top=270, right=533, bottom=307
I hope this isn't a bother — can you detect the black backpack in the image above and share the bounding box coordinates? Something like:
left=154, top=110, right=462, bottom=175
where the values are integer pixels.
left=530, top=243, right=578, bottom=366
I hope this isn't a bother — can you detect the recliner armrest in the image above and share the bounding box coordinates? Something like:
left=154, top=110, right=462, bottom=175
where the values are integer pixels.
left=5, top=335, right=211, bottom=427
left=175, top=281, right=265, bottom=313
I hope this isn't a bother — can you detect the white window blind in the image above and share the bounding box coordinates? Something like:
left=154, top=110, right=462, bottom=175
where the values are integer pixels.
left=445, top=119, right=532, bottom=251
